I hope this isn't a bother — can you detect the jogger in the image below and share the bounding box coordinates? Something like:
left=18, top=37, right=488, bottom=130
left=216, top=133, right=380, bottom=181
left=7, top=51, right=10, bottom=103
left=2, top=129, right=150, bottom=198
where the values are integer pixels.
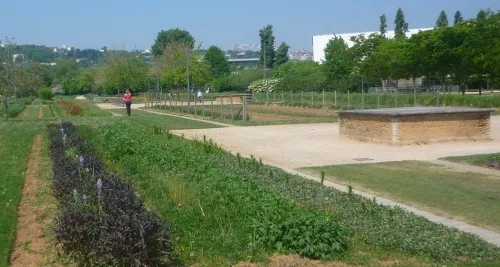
left=123, top=89, right=132, bottom=116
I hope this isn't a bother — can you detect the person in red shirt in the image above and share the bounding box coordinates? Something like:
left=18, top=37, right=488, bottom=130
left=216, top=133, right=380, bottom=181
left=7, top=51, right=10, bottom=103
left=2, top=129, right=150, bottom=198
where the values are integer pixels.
left=123, top=89, right=132, bottom=116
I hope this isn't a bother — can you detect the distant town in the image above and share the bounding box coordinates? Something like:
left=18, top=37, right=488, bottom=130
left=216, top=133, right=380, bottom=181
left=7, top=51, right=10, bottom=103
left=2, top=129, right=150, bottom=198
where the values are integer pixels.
left=1, top=40, right=312, bottom=70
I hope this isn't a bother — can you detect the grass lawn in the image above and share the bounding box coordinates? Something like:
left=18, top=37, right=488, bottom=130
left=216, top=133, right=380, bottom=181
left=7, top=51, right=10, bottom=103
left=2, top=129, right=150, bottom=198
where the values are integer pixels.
left=40, top=105, right=54, bottom=118
left=299, top=161, right=500, bottom=232
left=16, top=105, right=40, bottom=120
left=147, top=104, right=338, bottom=126
left=75, top=100, right=112, bottom=117
left=0, top=121, right=45, bottom=267
left=442, top=153, right=500, bottom=167
left=105, top=108, right=222, bottom=129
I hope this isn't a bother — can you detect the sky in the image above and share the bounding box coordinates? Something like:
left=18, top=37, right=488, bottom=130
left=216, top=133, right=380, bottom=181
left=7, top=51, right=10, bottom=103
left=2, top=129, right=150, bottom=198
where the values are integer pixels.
left=2, top=0, right=499, bottom=52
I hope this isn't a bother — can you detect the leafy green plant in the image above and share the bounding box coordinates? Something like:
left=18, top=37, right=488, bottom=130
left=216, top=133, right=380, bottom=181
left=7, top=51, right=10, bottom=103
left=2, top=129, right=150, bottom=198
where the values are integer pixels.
left=95, top=123, right=349, bottom=264
left=39, top=87, right=53, bottom=100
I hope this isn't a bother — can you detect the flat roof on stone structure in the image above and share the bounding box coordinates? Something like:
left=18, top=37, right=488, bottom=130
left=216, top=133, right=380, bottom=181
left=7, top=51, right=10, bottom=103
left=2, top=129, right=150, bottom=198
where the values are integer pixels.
left=338, top=107, right=495, bottom=117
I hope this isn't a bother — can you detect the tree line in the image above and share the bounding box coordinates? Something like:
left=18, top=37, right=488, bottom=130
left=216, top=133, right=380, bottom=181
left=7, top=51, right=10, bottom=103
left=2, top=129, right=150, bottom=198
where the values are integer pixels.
left=322, top=8, right=499, bottom=93
left=0, top=7, right=498, bottom=99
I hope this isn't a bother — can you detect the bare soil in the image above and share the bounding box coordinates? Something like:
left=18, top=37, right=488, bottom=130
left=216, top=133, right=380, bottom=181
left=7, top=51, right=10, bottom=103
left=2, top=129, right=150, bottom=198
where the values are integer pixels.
left=234, top=254, right=353, bottom=267
left=250, top=104, right=337, bottom=116
left=37, top=106, right=43, bottom=119
left=250, top=112, right=300, bottom=122
left=10, top=135, right=49, bottom=267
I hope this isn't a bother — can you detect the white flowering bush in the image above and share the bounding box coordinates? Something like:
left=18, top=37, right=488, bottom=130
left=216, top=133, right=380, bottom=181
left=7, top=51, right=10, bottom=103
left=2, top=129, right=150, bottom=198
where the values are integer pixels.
left=248, top=79, right=281, bottom=92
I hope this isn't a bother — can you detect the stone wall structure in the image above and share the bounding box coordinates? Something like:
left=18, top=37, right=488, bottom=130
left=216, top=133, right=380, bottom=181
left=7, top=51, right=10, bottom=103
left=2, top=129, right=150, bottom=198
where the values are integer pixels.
left=338, top=107, right=494, bottom=145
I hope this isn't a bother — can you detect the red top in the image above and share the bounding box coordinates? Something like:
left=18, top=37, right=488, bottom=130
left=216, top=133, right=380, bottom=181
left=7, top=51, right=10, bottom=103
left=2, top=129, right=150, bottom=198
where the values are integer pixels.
left=123, top=93, right=132, bottom=102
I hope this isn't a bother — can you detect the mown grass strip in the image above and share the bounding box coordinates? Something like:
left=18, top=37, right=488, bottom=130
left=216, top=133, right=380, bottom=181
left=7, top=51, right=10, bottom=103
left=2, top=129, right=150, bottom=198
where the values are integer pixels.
left=299, top=161, right=500, bottom=232
left=108, top=108, right=222, bottom=129
left=442, top=153, right=500, bottom=167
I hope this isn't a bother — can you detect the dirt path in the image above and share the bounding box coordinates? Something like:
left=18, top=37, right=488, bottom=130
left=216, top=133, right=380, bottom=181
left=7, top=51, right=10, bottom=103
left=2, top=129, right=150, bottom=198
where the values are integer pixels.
left=96, top=102, right=145, bottom=110
left=10, top=135, right=48, bottom=266
left=37, top=106, right=43, bottom=119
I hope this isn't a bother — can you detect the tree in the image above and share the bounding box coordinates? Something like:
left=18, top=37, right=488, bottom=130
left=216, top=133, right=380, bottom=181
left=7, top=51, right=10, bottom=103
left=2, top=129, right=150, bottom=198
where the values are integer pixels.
left=379, top=14, right=387, bottom=36
left=152, top=28, right=195, bottom=57
left=101, top=52, right=149, bottom=94
left=203, top=46, right=230, bottom=80
left=272, top=60, right=325, bottom=91
left=259, top=25, right=276, bottom=69
left=154, top=42, right=209, bottom=90
left=52, top=59, right=79, bottom=84
left=275, top=42, right=290, bottom=66
left=465, top=11, right=500, bottom=94
left=322, top=37, right=353, bottom=90
left=436, top=10, right=449, bottom=28
left=454, top=11, right=463, bottom=25
left=349, top=33, right=386, bottom=77
left=394, top=8, right=409, bottom=39
left=477, top=9, right=487, bottom=21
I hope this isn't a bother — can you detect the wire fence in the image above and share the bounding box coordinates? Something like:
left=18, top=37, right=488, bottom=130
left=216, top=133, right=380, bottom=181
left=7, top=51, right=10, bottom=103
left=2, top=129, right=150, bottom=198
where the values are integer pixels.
left=111, top=92, right=252, bottom=122
left=107, top=88, right=500, bottom=123
left=251, top=89, right=496, bottom=110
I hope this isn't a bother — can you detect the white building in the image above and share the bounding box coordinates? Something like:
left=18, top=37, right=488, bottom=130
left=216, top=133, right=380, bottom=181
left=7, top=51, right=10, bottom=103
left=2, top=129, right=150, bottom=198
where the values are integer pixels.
left=312, top=28, right=433, bottom=63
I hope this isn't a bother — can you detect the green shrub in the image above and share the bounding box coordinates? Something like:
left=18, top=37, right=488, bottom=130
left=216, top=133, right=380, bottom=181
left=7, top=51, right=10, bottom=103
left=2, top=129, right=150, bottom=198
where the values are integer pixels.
left=22, top=96, right=35, bottom=105
left=253, top=210, right=347, bottom=259
left=39, top=88, right=53, bottom=100
left=0, top=99, right=26, bottom=118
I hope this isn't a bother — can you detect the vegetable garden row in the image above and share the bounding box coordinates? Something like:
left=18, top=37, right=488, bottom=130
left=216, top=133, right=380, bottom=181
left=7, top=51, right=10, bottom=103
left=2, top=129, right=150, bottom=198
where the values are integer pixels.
left=48, top=122, right=176, bottom=266
left=46, top=121, right=500, bottom=266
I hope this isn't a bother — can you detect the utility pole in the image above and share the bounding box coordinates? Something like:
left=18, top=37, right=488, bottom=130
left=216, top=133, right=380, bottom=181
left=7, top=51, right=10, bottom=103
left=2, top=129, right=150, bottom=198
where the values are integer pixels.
left=186, top=46, right=190, bottom=106
left=263, top=44, right=267, bottom=84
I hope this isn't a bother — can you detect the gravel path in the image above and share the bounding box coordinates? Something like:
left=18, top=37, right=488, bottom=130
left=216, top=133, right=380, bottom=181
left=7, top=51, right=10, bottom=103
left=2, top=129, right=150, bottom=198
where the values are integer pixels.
left=173, top=116, right=500, bottom=169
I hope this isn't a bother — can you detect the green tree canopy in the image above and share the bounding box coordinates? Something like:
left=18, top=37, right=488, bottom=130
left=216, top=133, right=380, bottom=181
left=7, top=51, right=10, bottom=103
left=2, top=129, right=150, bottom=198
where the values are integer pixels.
left=379, top=14, right=387, bottom=36
left=477, top=9, right=487, bottom=21
left=154, top=42, right=209, bottom=90
left=272, top=60, right=325, bottom=91
left=275, top=42, right=290, bottom=66
left=394, top=8, right=409, bottom=39
left=259, top=25, right=276, bottom=69
left=152, top=28, right=195, bottom=57
left=100, top=52, right=149, bottom=94
left=436, top=10, right=449, bottom=28
left=454, top=11, right=463, bottom=25
left=52, top=59, right=79, bottom=83
left=322, top=37, right=353, bottom=86
left=203, top=46, right=230, bottom=79
left=63, top=68, right=98, bottom=95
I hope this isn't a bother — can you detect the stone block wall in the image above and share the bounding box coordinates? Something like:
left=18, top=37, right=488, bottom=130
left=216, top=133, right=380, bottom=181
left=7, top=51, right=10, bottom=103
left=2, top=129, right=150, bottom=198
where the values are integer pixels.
left=339, top=112, right=491, bottom=145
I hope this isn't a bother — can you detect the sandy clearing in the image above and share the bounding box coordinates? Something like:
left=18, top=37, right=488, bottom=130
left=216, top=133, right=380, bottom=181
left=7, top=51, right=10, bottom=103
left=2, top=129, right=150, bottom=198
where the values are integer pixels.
left=173, top=116, right=500, bottom=169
